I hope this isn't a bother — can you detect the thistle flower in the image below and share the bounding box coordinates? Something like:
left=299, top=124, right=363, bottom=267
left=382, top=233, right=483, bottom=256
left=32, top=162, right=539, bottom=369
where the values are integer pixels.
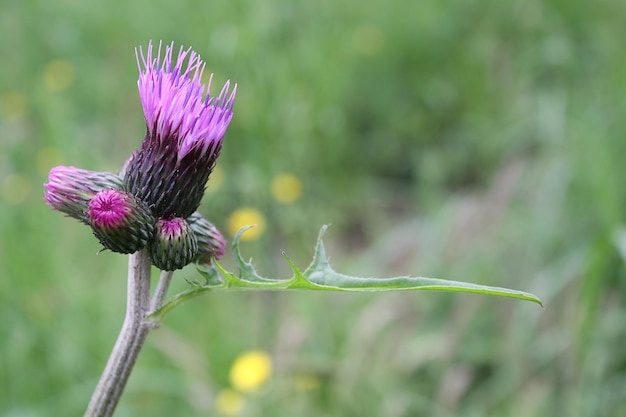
left=87, top=189, right=155, bottom=254
left=44, top=42, right=235, bottom=269
left=44, top=166, right=123, bottom=223
left=188, top=212, right=226, bottom=265
left=123, top=41, right=237, bottom=219
left=149, top=217, right=198, bottom=271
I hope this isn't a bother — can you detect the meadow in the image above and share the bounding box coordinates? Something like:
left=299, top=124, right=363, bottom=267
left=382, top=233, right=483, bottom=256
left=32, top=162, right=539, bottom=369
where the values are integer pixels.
left=1, top=0, right=625, bottom=415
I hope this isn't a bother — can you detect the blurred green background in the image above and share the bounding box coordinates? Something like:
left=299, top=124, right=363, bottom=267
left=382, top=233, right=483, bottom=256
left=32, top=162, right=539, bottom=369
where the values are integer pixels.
left=2, top=0, right=626, bottom=415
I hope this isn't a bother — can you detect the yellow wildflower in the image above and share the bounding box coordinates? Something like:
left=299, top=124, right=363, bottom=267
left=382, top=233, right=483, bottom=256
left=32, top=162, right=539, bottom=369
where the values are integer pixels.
left=42, top=60, right=75, bottom=92
left=294, top=373, right=321, bottom=391
left=36, top=147, right=64, bottom=177
left=215, top=388, right=245, bottom=416
left=270, top=173, right=303, bottom=204
left=0, top=91, right=27, bottom=121
left=227, top=208, right=266, bottom=241
left=229, top=350, right=272, bottom=393
left=2, top=174, right=31, bottom=205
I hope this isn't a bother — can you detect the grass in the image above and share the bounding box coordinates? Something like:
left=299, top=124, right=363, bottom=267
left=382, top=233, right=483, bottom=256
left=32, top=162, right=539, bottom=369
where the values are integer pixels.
left=2, top=0, right=626, bottom=416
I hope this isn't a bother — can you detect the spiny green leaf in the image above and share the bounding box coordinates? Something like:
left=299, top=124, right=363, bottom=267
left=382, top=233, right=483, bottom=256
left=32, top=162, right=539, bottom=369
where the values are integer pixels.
left=149, top=225, right=542, bottom=323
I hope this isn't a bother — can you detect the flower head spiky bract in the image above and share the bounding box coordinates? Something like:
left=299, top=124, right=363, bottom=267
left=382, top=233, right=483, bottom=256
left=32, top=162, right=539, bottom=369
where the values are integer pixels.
left=123, top=41, right=237, bottom=219
left=87, top=189, right=155, bottom=254
left=188, top=212, right=226, bottom=265
left=44, top=166, right=123, bottom=223
left=149, top=217, right=199, bottom=271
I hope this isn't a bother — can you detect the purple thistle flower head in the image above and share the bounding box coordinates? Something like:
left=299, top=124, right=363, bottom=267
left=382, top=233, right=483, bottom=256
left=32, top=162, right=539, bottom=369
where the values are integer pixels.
left=44, top=42, right=233, bottom=265
left=149, top=216, right=198, bottom=271
left=44, top=166, right=123, bottom=224
left=136, top=41, right=236, bottom=159
left=88, top=189, right=134, bottom=228
left=124, top=41, right=237, bottom=218
left=188, top=212, right=226, bottom=265
left=87, top=189, right=155, bottom=254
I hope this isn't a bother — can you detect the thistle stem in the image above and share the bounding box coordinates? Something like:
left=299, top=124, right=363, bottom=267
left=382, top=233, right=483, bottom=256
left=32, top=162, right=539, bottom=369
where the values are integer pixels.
left=150, top=270, right=174, bottom=313
left=84, top=249, right=153, bottom=417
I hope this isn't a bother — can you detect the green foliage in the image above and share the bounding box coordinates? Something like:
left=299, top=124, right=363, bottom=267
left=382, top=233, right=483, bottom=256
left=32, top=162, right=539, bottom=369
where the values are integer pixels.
left=151, top=226, right=540, bottom=323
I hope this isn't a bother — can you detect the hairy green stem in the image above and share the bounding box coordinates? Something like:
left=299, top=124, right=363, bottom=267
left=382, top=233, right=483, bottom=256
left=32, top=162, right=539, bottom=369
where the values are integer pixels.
left=84, top=249, right=153, bottom=417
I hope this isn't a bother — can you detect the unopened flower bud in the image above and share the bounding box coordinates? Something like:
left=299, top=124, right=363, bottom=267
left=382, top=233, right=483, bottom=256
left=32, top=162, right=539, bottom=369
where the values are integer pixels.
left=87, top=189, right=155, bottom=254
left=188, top=212, right=226, bottom=265
left=149, top=217, right=198, bottom=271
left=44, top=166, right=123, bottom=223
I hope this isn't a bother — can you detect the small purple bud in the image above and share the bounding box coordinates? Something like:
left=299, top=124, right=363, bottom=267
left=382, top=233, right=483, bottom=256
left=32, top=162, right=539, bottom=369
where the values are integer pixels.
left=188, top=212, right=226, bottom=265
left=149, top=217, right=199, bottom=271
left=44, top=166, right=123, bottom=224
left=87, top=189, right=155, bottom=254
